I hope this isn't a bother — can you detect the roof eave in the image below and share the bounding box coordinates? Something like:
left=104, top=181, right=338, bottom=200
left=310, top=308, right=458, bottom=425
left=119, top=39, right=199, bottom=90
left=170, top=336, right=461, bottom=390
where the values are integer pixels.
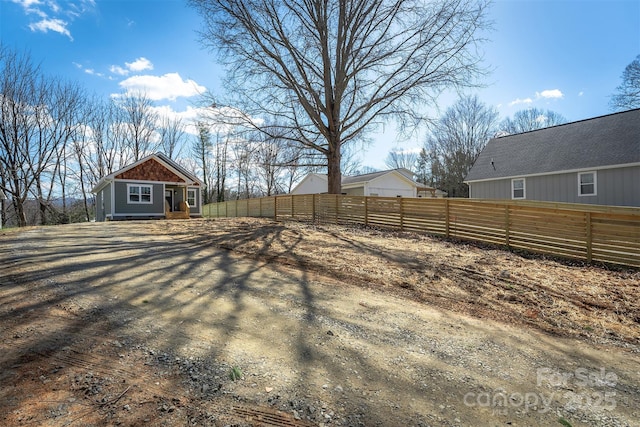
left=465, top=161, right=640, bottom=184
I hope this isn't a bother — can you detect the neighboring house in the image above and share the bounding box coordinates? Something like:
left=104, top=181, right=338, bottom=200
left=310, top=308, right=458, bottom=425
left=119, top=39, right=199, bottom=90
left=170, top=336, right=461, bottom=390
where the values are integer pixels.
left=290, top=173, right=328, bottom=195
left=92, top=153, right=204, bottom=221
left=291, top=168, right=443, bottom=198
left=465, top=109, right=640, bottom=207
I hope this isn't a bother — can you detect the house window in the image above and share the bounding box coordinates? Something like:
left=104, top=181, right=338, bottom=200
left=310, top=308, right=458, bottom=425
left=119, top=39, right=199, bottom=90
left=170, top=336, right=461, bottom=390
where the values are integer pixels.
left=187, top=189, right=196, bottom=207
left=127, top=184, right=152, bottom=204
left=578, top=171, right=597, bottom=196
left=511, top=178, right=525, bottom=199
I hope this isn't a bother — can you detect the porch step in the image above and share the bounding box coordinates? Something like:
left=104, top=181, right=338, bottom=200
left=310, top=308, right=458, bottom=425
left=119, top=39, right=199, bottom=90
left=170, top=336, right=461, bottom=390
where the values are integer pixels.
left=165, top=211, right=190, bottom=220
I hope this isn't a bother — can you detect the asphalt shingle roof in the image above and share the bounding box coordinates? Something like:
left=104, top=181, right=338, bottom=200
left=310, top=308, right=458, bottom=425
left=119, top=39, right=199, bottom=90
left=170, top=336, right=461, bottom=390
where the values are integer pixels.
left=342, top=170, right=398, bottom=185
left=465, top=109, right=640, bottom=182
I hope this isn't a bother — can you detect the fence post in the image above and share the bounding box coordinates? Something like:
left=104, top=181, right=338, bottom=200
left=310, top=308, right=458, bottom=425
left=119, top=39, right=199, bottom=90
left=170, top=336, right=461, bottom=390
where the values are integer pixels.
left=365, top=196, right=369, bottom=227
left=586, top=212, right=592, bottom=263
left=259, top=197, right=263, bottom=218
left=335, top=194, right=339, bottom=224
left=312, top=194, right=316, bottom=224
left=274, top=196, right=278, bottom=221
left=445, top=199, right=450, bottom=238
left=400, top=198, right=405, bottom=231
left=505, top=204, right=510, bottom=248
left=291, top=195, right=295, bottom=219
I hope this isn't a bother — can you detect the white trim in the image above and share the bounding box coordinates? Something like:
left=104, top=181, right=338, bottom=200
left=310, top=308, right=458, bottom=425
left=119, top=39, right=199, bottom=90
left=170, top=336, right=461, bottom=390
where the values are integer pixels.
left=127, top=183, right=153, bottom=204
left=578, top=171, right=597, bottom=196
left=187, top=188, right=196, bottom=207
left=164, top=188, right=174, bottom=212
left=511, top=178, right=526, bottom=199
left=114, top=178, right=196, bottom=186
left=465, top=162, right=640, bottom=184
left=110, top=181, right=115, bottom=218
left=109, top=212, right=166, bottom=217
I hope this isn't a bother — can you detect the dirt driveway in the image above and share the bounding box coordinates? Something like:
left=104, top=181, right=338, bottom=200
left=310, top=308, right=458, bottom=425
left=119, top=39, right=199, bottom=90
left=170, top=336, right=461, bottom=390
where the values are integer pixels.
left=0, top=219, right=638, bottom=427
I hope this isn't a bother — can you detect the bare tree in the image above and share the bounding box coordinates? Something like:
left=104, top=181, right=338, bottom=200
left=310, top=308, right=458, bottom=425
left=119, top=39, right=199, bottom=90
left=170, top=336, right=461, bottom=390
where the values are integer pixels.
left=192, top=122, right=214, bottom=204
left=36, top=79, right=86, bottom=224
left=385, top=150, right=419, bottom=172
left=610, top=54, right=640, bottom=112
left=0, top=47, right=38, bottom=226
left=499, top=108, right=567, bottom=134
left=252, top=125, right=296, bottom=196
left=212, top=131, right=230, bottom=202
left=0, top=46, right=89, bottom=226
left=424, top=95, right=498, bottom=197
left=158, top=115, right=186, bottom=159
left=229, top=131, right=257, bottom=199
left=189, top=0, right=490, bottom=194
left=118, top=92, right=158, bottom=161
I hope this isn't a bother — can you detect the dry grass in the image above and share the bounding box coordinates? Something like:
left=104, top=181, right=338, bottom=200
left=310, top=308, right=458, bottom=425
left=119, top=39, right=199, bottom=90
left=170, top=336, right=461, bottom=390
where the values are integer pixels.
left=158, top=217, right=640, bottom=348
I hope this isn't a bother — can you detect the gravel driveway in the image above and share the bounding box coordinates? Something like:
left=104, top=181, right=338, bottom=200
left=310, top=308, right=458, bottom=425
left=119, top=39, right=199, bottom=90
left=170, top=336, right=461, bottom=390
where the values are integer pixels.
left=0, top=220, right=638, bottom=426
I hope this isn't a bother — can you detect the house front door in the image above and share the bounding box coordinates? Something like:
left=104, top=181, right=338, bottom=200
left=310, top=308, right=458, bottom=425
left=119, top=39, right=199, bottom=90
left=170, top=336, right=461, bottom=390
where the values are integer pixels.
left=165, top=190, right=173, bottom=212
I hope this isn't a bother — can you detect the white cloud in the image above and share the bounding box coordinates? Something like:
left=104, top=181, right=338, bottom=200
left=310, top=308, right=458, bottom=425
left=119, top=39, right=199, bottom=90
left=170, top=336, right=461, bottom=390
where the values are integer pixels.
left=578, top=91, right=584, bottom=97
left=84, top=68, right=104, bottom=77
left=11, top=0, right=42, bottom=8
left=14, top=0, right=95, bottom=40
left=29, top=18, right=73, bottom=40
left=536, top=89, right=564, bottom=99
left=125, top=57, right=154, bottom=72
left=151, top=105, right=205, bottom=135
left=117, top=73, right=206, bottom=101
left=110, top=57, right=154, bottom=77
left=109, top=65, right=129, bottom=76
left=509, top=97, right=533, bottom=106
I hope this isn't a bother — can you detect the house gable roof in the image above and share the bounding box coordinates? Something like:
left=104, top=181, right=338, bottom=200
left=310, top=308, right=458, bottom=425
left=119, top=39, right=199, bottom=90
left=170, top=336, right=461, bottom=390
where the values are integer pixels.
left=291, top=169, right=436, bottom=194
left=92, top=153, right=204, bottom=193
left=342, top=168, right=420, bottom=187
left=465, top=109, right=640, bottom=182
left=115, top=157, right=185, bottom=183
left=290, top=173, right=328, bottom=194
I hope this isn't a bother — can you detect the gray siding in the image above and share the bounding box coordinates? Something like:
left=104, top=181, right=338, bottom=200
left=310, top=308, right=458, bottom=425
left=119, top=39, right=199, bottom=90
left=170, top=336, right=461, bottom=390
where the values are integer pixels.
left=188, top=186, right=201, bottom=215
left=104, top=184, right=112, bottom=218
left=96, top=190, right=104, bottom=222
left=96, top=184, right=113, bottom=222
left=114, top=181, right=165, bottom=215
left=469, top=165, right=640, bottom=207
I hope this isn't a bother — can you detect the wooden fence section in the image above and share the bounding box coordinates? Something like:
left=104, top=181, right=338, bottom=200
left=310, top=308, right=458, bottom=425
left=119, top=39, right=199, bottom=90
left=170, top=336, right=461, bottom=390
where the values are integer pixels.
left=203, top=195, right=640, bottom=268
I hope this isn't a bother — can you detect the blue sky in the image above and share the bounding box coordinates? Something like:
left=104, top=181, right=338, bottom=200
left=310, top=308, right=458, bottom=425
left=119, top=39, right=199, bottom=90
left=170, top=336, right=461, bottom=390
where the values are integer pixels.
left=1, top=0, right=638, bottom=170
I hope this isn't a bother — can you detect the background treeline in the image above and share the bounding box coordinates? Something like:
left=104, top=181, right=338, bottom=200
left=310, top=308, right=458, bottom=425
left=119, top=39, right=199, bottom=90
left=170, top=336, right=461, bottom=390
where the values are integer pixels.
left=1, top=45, right=636, bottom=227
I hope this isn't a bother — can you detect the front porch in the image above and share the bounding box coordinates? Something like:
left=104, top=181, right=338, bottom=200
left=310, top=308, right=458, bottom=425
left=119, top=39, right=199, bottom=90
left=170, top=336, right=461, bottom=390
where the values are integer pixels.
left=164, top=186, right=190, bottom=219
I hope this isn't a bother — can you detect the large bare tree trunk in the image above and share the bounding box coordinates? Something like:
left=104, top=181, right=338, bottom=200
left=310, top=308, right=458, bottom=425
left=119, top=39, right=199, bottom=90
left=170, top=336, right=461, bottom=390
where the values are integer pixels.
left=326, top=142, right=341, bottom=195
left=189, top=0, right=489, bottom=195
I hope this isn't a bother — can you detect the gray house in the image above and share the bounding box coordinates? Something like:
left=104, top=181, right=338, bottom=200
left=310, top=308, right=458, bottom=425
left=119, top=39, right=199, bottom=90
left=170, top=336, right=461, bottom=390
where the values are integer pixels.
left=465, top=109, right=640, bottom=207
left=92, top=153, right=204, bottom=221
